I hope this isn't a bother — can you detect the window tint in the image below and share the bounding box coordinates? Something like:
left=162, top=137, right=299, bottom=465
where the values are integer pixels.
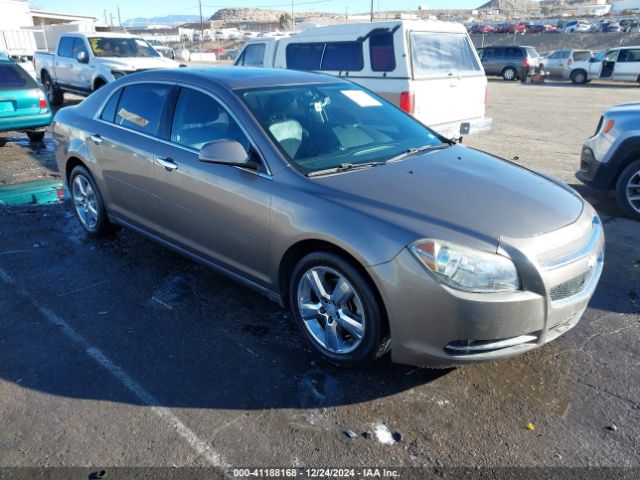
left=322, top=42, right=363, bottom=71
left=100, top=89, right=121, bottom=122
left=604, top=50, right=619, bottom=62
left=72, top=38, right=88, bottom=59
left=410, top=33, right=481, bottom=78
left=170, top=88, right=249, bottom=151
left=286, top=43, right=323, bottom=70
left=0, top=64, right=36, bottom=89
left=115, top=84, right=171, bottom=136
left=573, top=51, right=592, bottom=61
left=239, top=43, right=265, bottom=66
left=618, top=49, right=640, bottom=62
left=58, top=37, right=74, bottom=58
left=505, top=47, right=524, bottom=58
left=369, top=32, right=395, bottom=72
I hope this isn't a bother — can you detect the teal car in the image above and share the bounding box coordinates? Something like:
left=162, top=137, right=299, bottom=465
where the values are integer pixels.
left=0, top=59, right=52, bottom=143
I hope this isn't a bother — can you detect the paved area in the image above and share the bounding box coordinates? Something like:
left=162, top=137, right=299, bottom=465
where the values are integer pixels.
left=0, top=80, right=639, bottom=470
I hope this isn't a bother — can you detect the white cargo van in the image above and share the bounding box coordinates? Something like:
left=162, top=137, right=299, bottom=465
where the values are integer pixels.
left=234, top=20, right=492, bottom=137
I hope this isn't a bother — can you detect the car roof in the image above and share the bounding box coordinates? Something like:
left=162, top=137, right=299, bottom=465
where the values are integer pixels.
left=125, top=67, right=349, bottom=90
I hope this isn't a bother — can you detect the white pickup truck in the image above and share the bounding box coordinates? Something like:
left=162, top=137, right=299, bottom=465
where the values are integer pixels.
left=34, top=32, right=182, bottom=105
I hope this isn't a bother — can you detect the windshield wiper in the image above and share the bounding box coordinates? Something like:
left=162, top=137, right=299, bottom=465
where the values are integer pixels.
left=306, top=161, right=384, bottom=177
left=384, top=143, right=450, bottom=164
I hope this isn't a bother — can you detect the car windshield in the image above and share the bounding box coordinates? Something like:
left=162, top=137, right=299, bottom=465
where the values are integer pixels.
left=0, top=63, right=37, bottom=90
left=239, top=84, right=444, bottom=175
left=88, top=37, right=159, bottom=58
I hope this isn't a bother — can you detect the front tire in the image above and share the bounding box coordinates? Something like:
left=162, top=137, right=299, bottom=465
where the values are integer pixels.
left=289, top=252, right=389, bottom=367
left=502, top=66, right=517, bottom=81
left=69, top=165, right=119, bottom=237
left=615, top=159, right=640, bottom=221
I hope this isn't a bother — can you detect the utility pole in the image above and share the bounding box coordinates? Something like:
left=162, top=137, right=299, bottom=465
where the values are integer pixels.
left=103, top=10, right=108, bottom=25
left=370, top=0, right=373, bottom=22
left=117, top=5, right=122, bottom=31
left=199, top=0, right=204, bottom=48
left=110, top=12, right=114, bottom=28
left=291, top=0, right=294, bottom=31
left=345, top=7, right=348, bottom=23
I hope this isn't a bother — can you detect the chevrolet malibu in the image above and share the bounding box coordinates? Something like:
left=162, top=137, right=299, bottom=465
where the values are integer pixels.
left=53, top=68, right=604, bottom=367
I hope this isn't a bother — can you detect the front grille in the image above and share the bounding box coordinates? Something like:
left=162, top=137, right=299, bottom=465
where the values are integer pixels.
left=550, top=268, right=594, bottom=302
left=536, top=217, right=601, bottom=269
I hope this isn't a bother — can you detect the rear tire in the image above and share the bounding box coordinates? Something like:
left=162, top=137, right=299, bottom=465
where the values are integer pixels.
left=26, top=131, right=45, bottom=142
left=289, top=251, right=390, bottom=367
left=42, top=72, right=63, bottom=106
left=615, top=159, right=640, bottom=221
left=571, top=70, right=587, bottom=85
left=502, top=67, right=517, bottom=81
left=69, top=165, right=119, bottom=237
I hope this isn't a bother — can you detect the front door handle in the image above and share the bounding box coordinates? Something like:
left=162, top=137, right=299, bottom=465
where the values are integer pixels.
left=90, top=134, right=103, bottom=145
left=157, top=157, right=178, bottom=171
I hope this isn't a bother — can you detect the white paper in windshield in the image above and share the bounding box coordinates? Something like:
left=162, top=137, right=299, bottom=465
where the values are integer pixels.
left=340, top=90, right=382, bottom=107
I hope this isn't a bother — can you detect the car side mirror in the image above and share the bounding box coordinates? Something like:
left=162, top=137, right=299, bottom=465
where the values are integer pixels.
left=198, top=140, right=258, bottom=170
left=76, top=51, right=88, bottom=63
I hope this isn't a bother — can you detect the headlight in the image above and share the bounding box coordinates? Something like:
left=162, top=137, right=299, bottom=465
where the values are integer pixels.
left=111, top=70, right=127, bottom=79
left=410, top=239, right=521, bottom=293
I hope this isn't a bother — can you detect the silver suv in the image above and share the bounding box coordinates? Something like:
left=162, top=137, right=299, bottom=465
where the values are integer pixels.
left=578, top=103, right=640, bottom=220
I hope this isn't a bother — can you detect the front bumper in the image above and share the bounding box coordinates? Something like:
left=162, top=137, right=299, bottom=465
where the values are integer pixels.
left=369, top=206, right=604, bottom=367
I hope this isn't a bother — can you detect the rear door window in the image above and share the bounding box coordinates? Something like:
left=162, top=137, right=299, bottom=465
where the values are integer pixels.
left=0, top=64, right=37, bottom=89
left=573, top=51, right=592, bottom=61
left=100, top=89, right=122, bottom=122
left=114, top=83, right=171, bottom=136
left=410, top=32, right=481, bottom=78
left=618, top=49, right=640, bottom=62
left=505, top=47, right=524, bottom=58
left=369, top=32, right=395, bottom=72
left=57, top=37, right=74, bottom=58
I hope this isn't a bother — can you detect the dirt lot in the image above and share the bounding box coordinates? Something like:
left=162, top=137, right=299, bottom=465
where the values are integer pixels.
left=0, top=79, right=639, bottom=476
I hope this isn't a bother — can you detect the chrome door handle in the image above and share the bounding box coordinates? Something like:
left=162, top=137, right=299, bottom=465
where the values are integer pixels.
left=90, top=134, right=103, bottom=145
left=157, top=157, right=178, bottom=171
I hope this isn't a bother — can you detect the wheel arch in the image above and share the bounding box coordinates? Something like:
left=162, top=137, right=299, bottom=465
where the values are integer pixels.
left=277, top=239, right=390, bottom=333
left=93, top=76, right=108, bottom=91
left=609, top=138, right=640, bottom=189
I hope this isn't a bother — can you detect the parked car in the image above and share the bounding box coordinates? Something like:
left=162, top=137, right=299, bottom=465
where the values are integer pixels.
left=0, top=50, right=36, bottom=79
left=563, top=20, right=592, bottom=33
left=578, top=103, right=640, bottom=220
left=34, top=32, right=182, bottom=106
left=527, top=24, right=545, bottom=34
left=468, top=24, right=496, bottom=34
left=596, top=21, right=623, bottom=33
left=569, top=46, right=640, bottom=85
left=218, top=48, right=238, bottom=61
left=0, top=58, right=52, bottom=144
left=146, top=39, right=176, bottom=59
left=235, top=20, right=492, bottom=138
left=626, top=21, right=640, bottom=33
left=494, top=23, right=526, bottom=34
left=52, top=67, right=604, bottom=367
left=476, top=45, right=540, bottom=81
left=543, top=49, right=593, bottom=80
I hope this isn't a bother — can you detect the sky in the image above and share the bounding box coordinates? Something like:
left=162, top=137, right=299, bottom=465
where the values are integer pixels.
left=32, top=0, right=497, bottom=21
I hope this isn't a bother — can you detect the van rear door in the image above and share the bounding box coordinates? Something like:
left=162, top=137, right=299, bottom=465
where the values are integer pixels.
left=408, top=31, right=486, bottom=136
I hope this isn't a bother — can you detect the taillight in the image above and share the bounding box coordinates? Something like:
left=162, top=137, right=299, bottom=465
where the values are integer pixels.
left=523, top=58, right=530, bottom=67
left=400, top=91, right=414, bottom=114
left=37, top=89, right=47, bottom=109
left=568, top=58, right=573, bottom=66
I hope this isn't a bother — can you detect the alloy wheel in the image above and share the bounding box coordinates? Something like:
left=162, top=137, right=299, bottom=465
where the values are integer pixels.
left=626, top=169, right=640, bottom=215
left=72, top=175, right=99, bottom=230
left=296, top=267, right=366, bottom=355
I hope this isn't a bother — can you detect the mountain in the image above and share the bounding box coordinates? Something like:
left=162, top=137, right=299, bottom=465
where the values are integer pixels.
left=122, top=15, right=201, bottom=28
left=477, top=0, right=541, bottom=11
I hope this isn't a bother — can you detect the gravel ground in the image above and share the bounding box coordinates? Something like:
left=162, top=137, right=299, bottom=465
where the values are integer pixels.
left=0, top=79, right=639, bottom=475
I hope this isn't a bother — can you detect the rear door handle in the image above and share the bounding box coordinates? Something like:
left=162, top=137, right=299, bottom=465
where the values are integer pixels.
left=90, top=134, right=103, bottom=145
left=157, top=157, right=178, bottom=171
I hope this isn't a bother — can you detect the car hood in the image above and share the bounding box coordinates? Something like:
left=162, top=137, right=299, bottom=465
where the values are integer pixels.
left=311, top=145, right=584, bottom=250
left=99, top=56, right=178, bottom=70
